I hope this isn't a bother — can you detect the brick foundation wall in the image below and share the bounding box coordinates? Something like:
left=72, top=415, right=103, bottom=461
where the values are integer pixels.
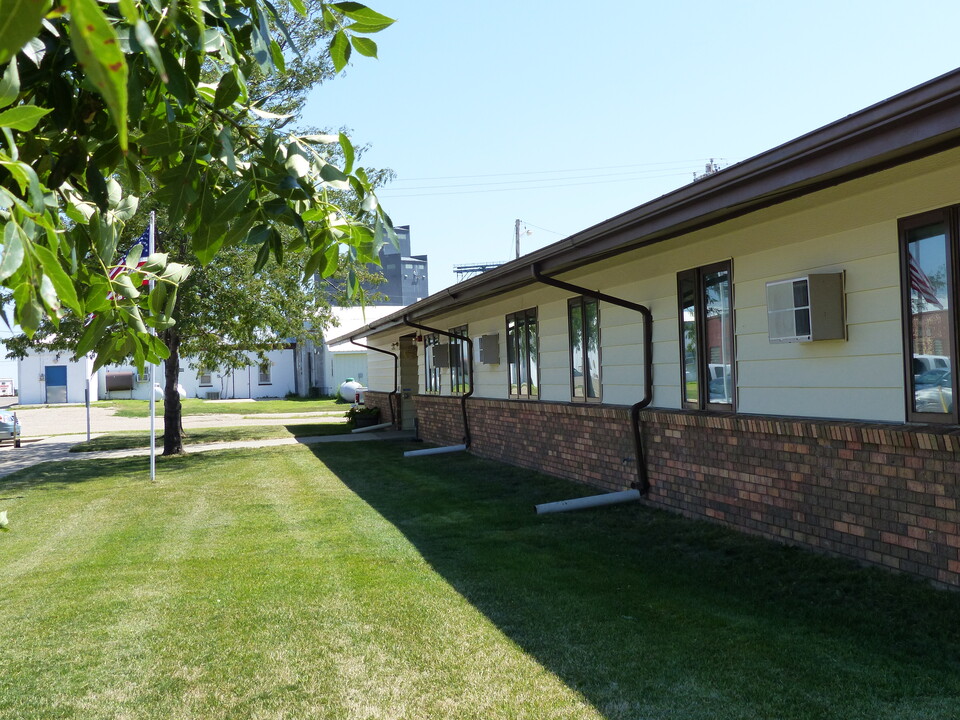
left=363, top=390, right=396, bottom=425
left=412, top=396, right=960, bottom=588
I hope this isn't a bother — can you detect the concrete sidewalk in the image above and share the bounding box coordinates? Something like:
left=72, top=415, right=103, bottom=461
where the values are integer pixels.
left=0, top=430, right=416, bottom=478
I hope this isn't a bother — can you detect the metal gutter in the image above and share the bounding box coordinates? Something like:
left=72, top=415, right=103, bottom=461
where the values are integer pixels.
left=349, top=338, right=399, bottom=427
left=329, top=68, right=960, bottom=347
left=531, top=264, right=654, bottom=493
left=402, top=315, right=475, bottom=448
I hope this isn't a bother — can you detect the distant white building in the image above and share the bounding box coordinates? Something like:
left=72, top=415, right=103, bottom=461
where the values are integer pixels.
left=18, top=350, right=98, bottom=405
left=100, top=346, right=297, bottom=401
left=294, top=306, right=398, bottom=396
left=13, top=307, right=403, bottom=404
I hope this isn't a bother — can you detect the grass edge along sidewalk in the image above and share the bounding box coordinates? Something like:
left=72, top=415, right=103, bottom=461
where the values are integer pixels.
left=68, top=423, right=352, bottom=452
left=1, top=442, right=959, bottom=719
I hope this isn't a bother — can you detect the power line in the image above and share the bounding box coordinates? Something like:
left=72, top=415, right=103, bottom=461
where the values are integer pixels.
left=383, top=166, right=708, bottom=192
left=391, top=159, right=727, bottom=182
left=379, top=170, right=698, bottom=198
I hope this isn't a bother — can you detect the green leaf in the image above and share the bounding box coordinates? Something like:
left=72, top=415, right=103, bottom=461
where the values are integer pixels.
left=319, top=162, right=348, bottom=184
left=32, top=244, right=82, bottom=314
left=269, top=38, right=285, bottom=73
left=250, top=8, right=273, bottom=72
left=158, top=47, right=192, bottom=106
left=37, top=273, right=61, bottom=316
left=76, top=311, right=109, bottom=357
left=350, top=36, right=377, bottom=58
left=68, top=0, right=129, bottom=151
left=0, top=0, right=51, bottom=66
left=339, top=132, right=355, bottom=175
left=14, top=281, right=43, bottom=335
left=0, top=220, right=25, bottom=282
left=110, top=271, right=140, bottom=299
left=147, top=277, right=167, bottom=315
left=330, top=30, right=351, bottom=73
left=134, top=19, right=167, bottom=83
left=0, top=104, right=51, bottom=131
left=0, top=159, right=42, bottom=209
left=0, top=56, right=20, bottom=109
left=138, top=125, right=184, bottom=158
left=85, top=162, right=109, bottom=212
left=213, top=69, right=241, bottom=109
left=262, top=0, right=302, bottom=59
left=287, top=0, right=306, bottom=15
left=117, top=0, right=137, bottom=23
left=332, top=2, right=396, bottom=29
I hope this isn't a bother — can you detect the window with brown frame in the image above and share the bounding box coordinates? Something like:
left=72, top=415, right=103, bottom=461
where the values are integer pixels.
left=900, top=208, right=957, bottom=423
left=423, top=333, right=441, bottom=394
left=449, top=325, right=471, bottom=395
left=678, top=261, right=735, bottom=411
left=506, top=309, right=538, bottom=398
left=568, top=297, right=600, bottom=401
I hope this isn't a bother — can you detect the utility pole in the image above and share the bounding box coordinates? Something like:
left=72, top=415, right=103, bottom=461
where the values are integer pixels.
left=515, top=218, right=521, bottom=259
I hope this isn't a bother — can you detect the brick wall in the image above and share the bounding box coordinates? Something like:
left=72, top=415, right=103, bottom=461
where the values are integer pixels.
left=412, top=396, right=960, bottom=589
left=364, top=390, right=396, bottom=425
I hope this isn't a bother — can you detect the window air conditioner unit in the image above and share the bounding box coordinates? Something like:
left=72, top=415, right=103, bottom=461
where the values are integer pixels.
left=430, top=343, right=451, bottom=368
left=766, top=273, right=845, bottom=343
left=479, top=334, right=500, bottom=364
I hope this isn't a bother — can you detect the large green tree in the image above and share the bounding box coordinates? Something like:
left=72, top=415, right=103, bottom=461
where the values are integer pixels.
left=0, top=0, right=395, bottom=355
left=0, top=0, right=396, bottom=451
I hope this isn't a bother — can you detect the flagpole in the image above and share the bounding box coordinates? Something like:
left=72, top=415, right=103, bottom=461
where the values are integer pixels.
left=148, top=211, right=156, bottom=482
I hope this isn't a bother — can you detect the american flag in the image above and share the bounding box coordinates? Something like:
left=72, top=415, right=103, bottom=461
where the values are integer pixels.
left=908, top=252, right=944, bottom=309
left=105, top=228, right=151, bottom=301
left=109, top=228, right=151, bottom=282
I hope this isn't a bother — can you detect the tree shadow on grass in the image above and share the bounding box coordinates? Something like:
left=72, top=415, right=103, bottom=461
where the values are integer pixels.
left=311, top=441, right=960, bottom=720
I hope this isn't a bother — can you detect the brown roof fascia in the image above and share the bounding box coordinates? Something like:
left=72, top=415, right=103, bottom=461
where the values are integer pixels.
left=330, top=68, right=960, bottom=345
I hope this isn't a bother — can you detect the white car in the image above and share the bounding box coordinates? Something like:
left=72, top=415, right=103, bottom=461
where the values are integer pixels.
left=0, top=410, right=22, bottom=445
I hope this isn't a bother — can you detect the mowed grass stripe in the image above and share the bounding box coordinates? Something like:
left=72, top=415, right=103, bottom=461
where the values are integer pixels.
left=2, top=442, right=960, bottom=719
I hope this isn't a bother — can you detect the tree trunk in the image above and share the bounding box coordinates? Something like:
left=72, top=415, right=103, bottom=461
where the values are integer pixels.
left=162, top=327, right=184, bottom=455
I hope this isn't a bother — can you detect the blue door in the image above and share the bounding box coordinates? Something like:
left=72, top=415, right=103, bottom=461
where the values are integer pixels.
left=45, top=365, right=67, bottom=404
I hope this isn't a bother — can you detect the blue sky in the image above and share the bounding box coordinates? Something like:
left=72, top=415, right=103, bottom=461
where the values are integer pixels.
left=304, top=0, right=960, bottom=292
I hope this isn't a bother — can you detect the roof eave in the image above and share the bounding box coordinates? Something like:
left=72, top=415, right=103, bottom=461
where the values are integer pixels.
left=328, top=68, right=960, bottom=346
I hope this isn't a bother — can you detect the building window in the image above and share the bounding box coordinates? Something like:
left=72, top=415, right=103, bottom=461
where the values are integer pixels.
left=449, top=325, right=470, bottom=395
left=198, top=370, right=212, bottom=387
left=424, top=333, right=441, bottom=394
left=258, top=362, right=272, bottom=385
left=568, top=297, right=600, bottom=401
left=506, top=309, right=538, bottom=398
left=900, top=208, right=956, bottom=423
left=678, top=261, right=735, bottom=410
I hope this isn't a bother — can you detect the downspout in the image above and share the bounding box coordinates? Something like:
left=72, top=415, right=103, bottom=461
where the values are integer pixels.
left=531, top=264, right=654, bottom=493
left=349, top=337, right=400, bottom=427
left=402, top=315, right=474, bottom=448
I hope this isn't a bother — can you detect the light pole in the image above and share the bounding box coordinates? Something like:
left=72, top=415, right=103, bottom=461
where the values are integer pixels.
left=514, top=219, right=533, bottom=259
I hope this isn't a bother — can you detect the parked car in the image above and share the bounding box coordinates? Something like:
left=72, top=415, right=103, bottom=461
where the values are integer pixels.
left=915, top=372, right=953, bottom=413
left=914, top=368, right=951, bottom=389
left=0, top=410, right=22, bottom=445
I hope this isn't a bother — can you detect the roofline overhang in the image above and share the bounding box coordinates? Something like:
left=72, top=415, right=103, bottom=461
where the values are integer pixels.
left=329, top=67, right=960, bottom=345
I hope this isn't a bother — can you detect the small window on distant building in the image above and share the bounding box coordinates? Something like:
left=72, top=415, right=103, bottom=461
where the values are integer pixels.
left=258, top=362, right=272, bottom=385
left=199, top=370, right=212, bottom=387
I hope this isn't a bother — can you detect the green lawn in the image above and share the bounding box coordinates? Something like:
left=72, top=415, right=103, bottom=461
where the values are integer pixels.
left=2, top=443, right=959, bottom=719
left=108, top=397, right=346, bottom=417
left=68, top=423, right=352, bottom=452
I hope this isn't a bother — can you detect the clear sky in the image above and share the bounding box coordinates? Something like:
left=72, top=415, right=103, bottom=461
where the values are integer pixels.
left=303, top=0, right=960, bottom=293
